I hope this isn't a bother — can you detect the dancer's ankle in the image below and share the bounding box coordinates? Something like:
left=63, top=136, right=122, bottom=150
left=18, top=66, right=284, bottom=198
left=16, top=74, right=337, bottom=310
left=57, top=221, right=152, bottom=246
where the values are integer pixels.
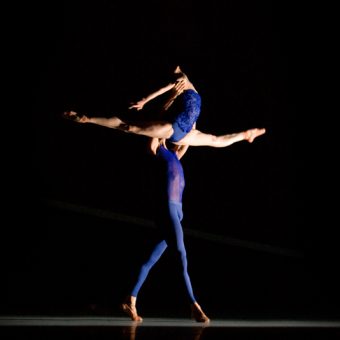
left=191, top=302, right=210, bottom=323
left=121, top=296, right=143, bottom=322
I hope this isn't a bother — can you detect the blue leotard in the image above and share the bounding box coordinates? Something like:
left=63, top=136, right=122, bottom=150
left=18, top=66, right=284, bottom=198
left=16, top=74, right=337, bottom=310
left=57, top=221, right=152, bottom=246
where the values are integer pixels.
left=168, top=89, right=201, bottom=143
left=129, top=145, right=196, bottom=303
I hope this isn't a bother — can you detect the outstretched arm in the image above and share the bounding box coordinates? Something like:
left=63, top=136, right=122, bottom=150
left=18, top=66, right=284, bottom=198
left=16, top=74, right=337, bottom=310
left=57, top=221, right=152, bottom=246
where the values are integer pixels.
left=62, top=79, right=185, bottom=129
left=129, top=78, right=186, bottom=111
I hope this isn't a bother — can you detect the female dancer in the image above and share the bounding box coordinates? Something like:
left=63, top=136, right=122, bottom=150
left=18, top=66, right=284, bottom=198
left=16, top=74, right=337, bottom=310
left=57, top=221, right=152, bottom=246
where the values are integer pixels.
left=63, top=66, right=266, bottom=148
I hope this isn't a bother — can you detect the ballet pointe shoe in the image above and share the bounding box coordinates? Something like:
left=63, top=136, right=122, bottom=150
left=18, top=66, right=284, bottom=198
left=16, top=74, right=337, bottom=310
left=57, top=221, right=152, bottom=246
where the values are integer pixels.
left=121, top=296, right=143, bottom=322
left=244, top=128, right=266, bottom=143
left=191, top=302, right=210, bottom=323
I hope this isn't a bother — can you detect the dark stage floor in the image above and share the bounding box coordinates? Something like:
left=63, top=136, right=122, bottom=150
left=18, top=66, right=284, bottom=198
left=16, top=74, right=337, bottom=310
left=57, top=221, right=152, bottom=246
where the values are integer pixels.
left=1, top=316, right=340, bottom=340
left=2, top=202, right=340, bottom=339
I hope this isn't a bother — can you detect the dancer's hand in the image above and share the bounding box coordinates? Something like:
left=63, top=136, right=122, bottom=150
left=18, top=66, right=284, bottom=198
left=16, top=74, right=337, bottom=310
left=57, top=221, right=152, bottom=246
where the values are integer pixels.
left=129, top=99, right=146, bottom=111
left=162, top=79, right=187, bottom=111
left=147, top=137, right=161, bottom=155
left=63, top=111, right=89, bottom=123
left=173, top=78, right=186, bottom=95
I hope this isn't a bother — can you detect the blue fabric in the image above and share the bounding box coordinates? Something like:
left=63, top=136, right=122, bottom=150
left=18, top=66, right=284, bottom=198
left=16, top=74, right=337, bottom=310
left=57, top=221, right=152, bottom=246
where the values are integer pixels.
left=130, top=145, right=196, bottom=303
left=156, top=144, right=185, bottom=202
left=168, top=121, right=187, bottom=143
left=168, top=89, right=201, bottom=142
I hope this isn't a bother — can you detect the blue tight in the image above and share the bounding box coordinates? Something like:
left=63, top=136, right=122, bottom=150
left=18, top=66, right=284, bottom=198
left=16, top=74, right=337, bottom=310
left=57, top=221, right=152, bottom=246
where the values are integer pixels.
left=129, top=146, right=196, bottom=303
left=131, top=201, right=195, bottom=302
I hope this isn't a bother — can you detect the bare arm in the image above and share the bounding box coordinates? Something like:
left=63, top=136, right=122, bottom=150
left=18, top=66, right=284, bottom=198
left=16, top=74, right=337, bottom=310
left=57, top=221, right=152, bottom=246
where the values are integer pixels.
left=129, top=78, right=186, bottom=111
left=174, top=144, right=189, bottom=160
left=173, top=122, right=196, bottom=159
left=128, top=83, right=174, bottom=111
left=147, top=137, right=189, bottom=159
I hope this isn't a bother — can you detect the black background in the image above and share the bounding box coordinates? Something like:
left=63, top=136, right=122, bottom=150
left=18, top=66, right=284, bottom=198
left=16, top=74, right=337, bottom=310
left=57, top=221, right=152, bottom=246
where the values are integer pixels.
left=29, top=0, right=300, bottom=247
left=4, top=1, right=335, bottom=320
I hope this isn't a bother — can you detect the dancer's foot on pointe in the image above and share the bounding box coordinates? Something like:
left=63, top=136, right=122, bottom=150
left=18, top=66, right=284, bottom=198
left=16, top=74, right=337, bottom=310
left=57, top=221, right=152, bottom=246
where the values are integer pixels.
left=63, top=111, right=88, bottom=123
left=244, top=128, right=266, bottom=143
left=191, top=302, right=210, bottom=323
left=121, top=296, right=143, bottom=322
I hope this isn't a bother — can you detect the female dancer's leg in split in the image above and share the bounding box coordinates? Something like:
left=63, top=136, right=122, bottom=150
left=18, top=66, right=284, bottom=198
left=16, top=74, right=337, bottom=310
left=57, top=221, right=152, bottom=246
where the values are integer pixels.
left=63, top=111, right=266, bottom=147
left=121, top=145, right=210, bottom=323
